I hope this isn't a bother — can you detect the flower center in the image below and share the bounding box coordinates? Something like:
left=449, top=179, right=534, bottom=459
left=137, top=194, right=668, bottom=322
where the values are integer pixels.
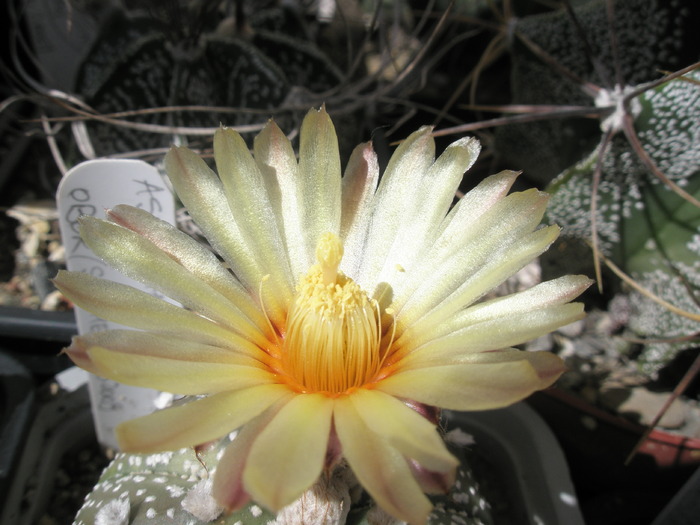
left=283, top=233, right=383, bottom=394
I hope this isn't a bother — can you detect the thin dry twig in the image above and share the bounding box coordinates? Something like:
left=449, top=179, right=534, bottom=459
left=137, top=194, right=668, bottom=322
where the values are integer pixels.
left=431, top=105, right=607, bottom=137
left=591, top=246, right=700, bottom=323
left=591, top=128, right=615, bottom=293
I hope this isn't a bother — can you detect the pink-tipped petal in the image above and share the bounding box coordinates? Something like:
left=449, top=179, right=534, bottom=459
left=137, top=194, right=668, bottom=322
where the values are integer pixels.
left=397, top=302, right=585, bottom=369
left=334, top=395, right=432, bottom=524
left=377, top=350, right=565, bottom=411
left=243, top=393, right=333, bottom=512
left=213, top=400, right=289, bottom=512
left=348, top=389, right=458, bottom=473
left=54, top=271, right=268, bottom=359
left=62, top=335, right=94, bottom=373
left=407, top=459, right=456, bottom=495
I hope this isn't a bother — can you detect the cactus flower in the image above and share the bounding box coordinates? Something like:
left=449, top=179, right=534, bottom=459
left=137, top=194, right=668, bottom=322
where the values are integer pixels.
left=56, top=107, right=589, bottom=524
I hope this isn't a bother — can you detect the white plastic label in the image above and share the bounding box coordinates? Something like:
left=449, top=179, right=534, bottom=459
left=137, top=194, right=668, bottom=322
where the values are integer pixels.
left=56, top=159, right=176, bottom=450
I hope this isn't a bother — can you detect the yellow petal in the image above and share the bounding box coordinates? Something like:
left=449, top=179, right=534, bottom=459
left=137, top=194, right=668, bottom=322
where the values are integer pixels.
left=107, top=204, right=269, bottom=332
left=54, top=271, right=268, bottom=358
left=78, top=216, right=270, bottom=347
left=395, top=190, right=551, bottom=326
left=419, top=276, right=591, bottom=346
left=254, top=119, right=308, bottom=278
left=334, top=395, right=432, bottom=524
left=214, top=127, right=294, bottom=314
left=349, top=389, right=458, bottom=473
left=339, top=142, right=379, bottom=276
left=298, top=106, right=342, bottom=252
left=369, top=136, right=481, bottom=296
left=377, top=351, right=564, bottom=411
left=116, top=384, right=292, bottom=452
left=395, top=224, right=560, bottom=350
left=356, top=126, right=435, bottom=290
left=85, top=345, right=273, bottom=395
left=396, top=302, right=585, bottom=367
left=213, top=399, right=289, bottom=512
left=69, top=329, right=265, bottom=366
left=432, top=170, right=519, bottom=259
left=454, top=275, right=592, bottom=325
left=164, top=147, right=265, bottom=294
left=243, top=393, right=333, bottom=511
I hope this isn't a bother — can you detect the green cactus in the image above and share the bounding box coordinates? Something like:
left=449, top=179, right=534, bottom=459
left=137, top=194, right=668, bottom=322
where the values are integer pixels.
left=73, top=427, right=498, bottom=525
left=465, top=0, right=700, bottom=376
left=496, top=0, right=700, bottom=185
left=545, top=69, right=700, bottom=375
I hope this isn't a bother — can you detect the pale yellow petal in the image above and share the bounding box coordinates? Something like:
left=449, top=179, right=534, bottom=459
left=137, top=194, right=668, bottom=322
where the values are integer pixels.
left=377, top=351, right=564, bottom=411
left=297, top=106, right=342, bottom=252
left=70, top=329, right=266, bottom=367
left=394, top=189, right=551, bottom=326
left=213, top=401, right=289, bottom=512
left=453, top=275, right=592, bottom=325
left=394, top=277, right=588, bottom=357
left=85, top=346, right=274, bottom=395
left=54, top=271, right=268, bottom=359
left=334, top=396, right=432, bottom=524
left=395, top=225, right=560, bottom=346
left=356, top=127, right=435, bottom=290
left=164, top=147, right=264, bottom=293
left=78, top=216, right=270, bottom=347
left=254, top=119, right=308, bottom=278
left=107, top=204, right=269, bottom=332
left=214, top=127, right=294, bottom=318
left=394, top=303, right=583, bottom=369
left=243, top=393, right=333, bottom=511
left=369, top=137, right=481, bottom=298
left=339, top=142, right=379, bottom=276
left=349, top=389, right=458, bottom=473
left=435, top=170, right=519, bottom=244
left=116, top=384, right=292, bottom=452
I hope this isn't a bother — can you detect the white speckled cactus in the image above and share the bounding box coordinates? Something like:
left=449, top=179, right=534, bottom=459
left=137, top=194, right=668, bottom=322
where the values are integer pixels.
left=74, top=430, right=498, bottom=525
left=546, top=70, right=700, bottom=375
left=487, top=0, right=700, bottom=376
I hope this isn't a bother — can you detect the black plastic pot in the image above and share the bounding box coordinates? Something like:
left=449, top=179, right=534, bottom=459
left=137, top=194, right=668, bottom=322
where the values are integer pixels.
left=0, top=353, right=34, bottom=517
left=448, top=402, right=585, bottom=525
left=0, top=384, right=96, bottom=525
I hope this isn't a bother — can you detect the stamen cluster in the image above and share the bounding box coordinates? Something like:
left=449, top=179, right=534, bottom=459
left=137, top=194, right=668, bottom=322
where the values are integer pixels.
left=283, top=233, right=383, bottom=394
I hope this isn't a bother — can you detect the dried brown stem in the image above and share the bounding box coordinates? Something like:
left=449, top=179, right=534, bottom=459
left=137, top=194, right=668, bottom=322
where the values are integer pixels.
left=626, top=351, right=700, bottom=465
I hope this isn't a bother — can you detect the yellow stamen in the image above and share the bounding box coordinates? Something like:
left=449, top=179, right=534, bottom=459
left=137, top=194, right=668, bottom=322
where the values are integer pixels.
left=283, top=233, right=383, bottom=394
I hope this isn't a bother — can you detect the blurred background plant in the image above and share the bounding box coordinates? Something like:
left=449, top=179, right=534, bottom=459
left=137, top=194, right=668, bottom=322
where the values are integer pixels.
left=1, top=0, right=699, bottom=523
